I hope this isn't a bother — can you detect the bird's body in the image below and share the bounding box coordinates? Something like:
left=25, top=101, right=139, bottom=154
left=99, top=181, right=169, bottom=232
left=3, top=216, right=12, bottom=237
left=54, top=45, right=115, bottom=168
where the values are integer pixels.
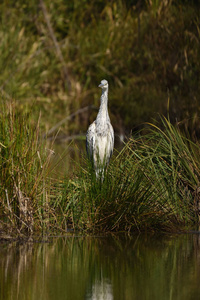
left=86, top=80, right=114, bottom=178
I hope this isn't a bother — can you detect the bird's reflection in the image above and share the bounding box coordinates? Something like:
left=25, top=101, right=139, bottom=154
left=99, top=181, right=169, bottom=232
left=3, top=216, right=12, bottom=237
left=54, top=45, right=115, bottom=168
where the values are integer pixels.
left=87, top=279, right=113, bottom=300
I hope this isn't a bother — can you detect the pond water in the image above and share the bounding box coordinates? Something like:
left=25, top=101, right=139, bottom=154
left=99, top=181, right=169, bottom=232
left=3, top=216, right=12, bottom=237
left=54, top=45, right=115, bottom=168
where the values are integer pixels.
left=48, top=137, right=123, bottom=177
left=1, top=233, right=200, bottom=300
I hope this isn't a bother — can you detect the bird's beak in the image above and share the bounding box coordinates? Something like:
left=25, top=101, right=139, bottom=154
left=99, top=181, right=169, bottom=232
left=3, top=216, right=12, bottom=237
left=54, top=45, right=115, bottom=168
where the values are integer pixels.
left=98, top=83, right=104, bottom=88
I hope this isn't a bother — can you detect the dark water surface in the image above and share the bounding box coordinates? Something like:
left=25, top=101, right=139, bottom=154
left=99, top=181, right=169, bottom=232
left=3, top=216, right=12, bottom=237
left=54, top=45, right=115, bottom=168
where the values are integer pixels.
left=1, top=233, right=200, bottom=300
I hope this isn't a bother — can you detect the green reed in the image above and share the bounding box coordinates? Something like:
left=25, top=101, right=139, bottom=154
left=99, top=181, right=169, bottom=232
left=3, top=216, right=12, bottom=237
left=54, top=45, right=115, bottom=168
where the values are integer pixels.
left=64, top=116, right=200, bottom=233
left=0, top=101, right=53, bottom=237
left=0, top=102, right=199, bottom=237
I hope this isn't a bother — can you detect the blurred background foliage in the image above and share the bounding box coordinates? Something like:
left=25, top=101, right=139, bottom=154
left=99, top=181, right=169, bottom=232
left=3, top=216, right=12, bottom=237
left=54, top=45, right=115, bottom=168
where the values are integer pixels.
left=0, top=0, right=200, bottom=139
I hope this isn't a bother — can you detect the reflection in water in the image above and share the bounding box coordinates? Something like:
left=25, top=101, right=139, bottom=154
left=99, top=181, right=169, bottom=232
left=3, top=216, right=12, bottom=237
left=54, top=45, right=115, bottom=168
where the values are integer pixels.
left=87, top=279, right=113, bottom=300
left=1, top=234, right=200, bottom=300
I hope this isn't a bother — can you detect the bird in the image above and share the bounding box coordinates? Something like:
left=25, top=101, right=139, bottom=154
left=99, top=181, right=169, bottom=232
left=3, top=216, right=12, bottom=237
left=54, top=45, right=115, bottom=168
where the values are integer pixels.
left=86, top=79, right=114, bottom=179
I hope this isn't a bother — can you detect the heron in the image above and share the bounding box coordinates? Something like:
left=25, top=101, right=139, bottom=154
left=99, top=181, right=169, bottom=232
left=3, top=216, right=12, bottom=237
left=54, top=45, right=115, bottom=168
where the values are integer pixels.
left=86, top=79, right=114, bottom=179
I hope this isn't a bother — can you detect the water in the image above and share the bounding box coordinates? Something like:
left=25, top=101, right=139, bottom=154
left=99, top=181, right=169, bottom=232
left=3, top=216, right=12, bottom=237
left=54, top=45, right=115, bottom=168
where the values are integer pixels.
left=48, top=140, right=86, bottom=177
left=48, top=137, right=123, bottom=177
left=1, top=233, right=200, bottom=300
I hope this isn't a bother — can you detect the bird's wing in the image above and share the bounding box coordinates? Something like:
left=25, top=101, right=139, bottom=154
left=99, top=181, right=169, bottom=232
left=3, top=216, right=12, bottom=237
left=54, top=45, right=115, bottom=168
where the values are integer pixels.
left=107, top=123, right=114, bottom=161
left=86, top=121, right=96, bottom=158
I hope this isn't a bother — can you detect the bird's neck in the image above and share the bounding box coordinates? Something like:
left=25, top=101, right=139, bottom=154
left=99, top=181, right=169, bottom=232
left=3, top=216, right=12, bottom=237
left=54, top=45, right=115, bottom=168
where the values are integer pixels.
left=96, top=89, right=109, bottom=123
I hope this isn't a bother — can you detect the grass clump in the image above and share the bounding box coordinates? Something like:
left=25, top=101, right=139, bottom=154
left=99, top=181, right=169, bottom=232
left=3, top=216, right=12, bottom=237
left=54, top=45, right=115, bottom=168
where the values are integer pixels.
left=0, top=101, right=53, bottom=238
left=65, top=116, right=200, bottom=233
left=0, top=102, right=200, bottom=237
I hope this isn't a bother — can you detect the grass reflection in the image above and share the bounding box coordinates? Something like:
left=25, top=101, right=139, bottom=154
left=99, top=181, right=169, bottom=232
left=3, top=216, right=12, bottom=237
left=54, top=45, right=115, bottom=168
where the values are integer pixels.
left=0, top=234, right=200, bottom=300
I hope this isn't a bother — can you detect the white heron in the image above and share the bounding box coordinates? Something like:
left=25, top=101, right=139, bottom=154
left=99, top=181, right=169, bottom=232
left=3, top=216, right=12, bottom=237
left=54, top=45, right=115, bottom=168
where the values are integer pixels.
left=86, top=79, right=114, bottom=179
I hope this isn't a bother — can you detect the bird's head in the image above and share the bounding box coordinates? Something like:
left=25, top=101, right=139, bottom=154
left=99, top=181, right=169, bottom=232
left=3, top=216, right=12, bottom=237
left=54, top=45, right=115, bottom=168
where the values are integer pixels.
left=98, top=79, right=108, bottom=90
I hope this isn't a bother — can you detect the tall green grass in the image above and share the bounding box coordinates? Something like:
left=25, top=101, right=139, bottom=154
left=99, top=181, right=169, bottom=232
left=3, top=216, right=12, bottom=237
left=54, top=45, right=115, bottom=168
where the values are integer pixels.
left=0, top=103, right=199, bottom=237
left=0, top=101, right=53, bottom=237
left=65, top=116, right=200, bottom=233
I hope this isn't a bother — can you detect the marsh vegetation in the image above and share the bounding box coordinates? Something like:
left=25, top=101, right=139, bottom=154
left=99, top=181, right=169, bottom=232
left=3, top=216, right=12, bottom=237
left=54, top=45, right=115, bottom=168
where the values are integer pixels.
left=0, top=0, right=200, bottom=238
left=0, top=102, right=200, bottom=237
